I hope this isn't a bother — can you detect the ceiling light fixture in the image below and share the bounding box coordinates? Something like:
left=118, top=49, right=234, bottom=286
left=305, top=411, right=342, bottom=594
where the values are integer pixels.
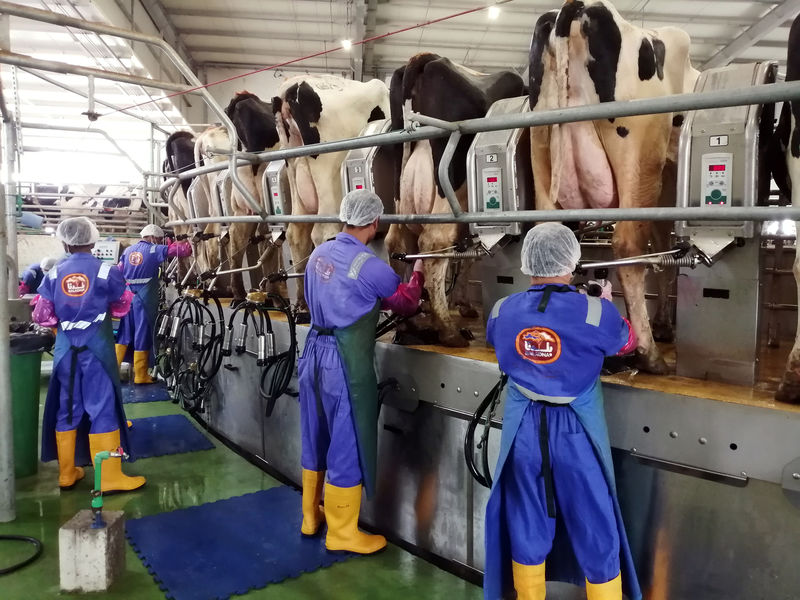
left=487, top=6, right=500, bottom=20
left=341, top=39, right=352, bottom=51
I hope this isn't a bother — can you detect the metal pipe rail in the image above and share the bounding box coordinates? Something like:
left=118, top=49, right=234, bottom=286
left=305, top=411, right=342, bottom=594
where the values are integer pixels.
left=160, top=78, right=800, bottom=228
left=168, top=206, right=800, bottom=227
left=0, top=0, right=263, bottom=219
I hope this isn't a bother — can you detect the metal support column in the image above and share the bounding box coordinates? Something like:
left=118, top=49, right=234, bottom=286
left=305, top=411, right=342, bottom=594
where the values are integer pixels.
left=0, top=183, right=14, bottom=522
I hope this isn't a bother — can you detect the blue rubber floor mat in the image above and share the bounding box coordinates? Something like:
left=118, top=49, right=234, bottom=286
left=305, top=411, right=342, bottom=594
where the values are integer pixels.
left=127, top=415, right=214, bottom=461
left=126, top=487, right=353, bottom=600
left=122, top=382, right=171, bottom=403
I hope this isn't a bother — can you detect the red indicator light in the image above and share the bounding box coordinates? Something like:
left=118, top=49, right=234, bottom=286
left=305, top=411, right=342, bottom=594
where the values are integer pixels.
left=273, top=192, right=278, bottom=196
left=356, top=185, right=363, bottom=189
left=708, top=165, right=726, bottom=172
left=486, top=177, right=498, bottom=183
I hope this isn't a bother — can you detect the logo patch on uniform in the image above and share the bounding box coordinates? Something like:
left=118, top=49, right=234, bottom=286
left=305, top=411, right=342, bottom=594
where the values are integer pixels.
left=516, top=327, right=561, bottom=365
left=314, top=257, right=335, bottom=282
left=129, top=251, right=144, bottom=266
left=62, top=273, right=90, bottom=297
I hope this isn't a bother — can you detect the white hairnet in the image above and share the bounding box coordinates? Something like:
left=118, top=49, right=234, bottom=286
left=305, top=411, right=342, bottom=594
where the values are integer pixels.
left=56, top=217, right=100, bottom=247
left=339, top=189, right=384, bottom=227
left=140, top=224, right=165, bottom=238
left=520, top=223, right=581, bottom=277
left=39, top=257, right=58, bottom=273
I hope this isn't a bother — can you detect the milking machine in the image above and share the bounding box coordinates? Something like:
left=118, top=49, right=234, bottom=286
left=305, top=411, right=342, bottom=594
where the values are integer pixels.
left=154, top=288, right=225, bottom=412
left=220, top=290, right=296, bottom=416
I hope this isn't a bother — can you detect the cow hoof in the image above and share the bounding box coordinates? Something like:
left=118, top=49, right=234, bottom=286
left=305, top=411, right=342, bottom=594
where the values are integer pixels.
left=652, top=322, right=675, bottom=344
left=634, top=351, right=669, bottom=375
left=440, top=331, right=470, bottom=348
left=458, top=305, right=480, bottom=319
left=295, top=312, right=311, bottom=325
left=776, top=379, right=800, bottom=404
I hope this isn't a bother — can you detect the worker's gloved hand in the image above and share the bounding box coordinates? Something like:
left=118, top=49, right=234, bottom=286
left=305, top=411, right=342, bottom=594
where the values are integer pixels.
left=167, top=240, right=192, bottom=258
left=110, top=289, right=134, bottom=318
left=32, top=296, right=58, bottom=327
left=589, top=279, right=613, bottom=301
left=18, top=282, right=30, bottom=297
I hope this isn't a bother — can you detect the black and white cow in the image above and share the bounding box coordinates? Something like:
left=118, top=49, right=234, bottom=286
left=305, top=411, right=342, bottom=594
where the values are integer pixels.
left=223, top=91, right=282, bottom=302
left=385, top=53, right=525, bottom=347
left=529, top=0, right=698, bottom=373
left=272, top=75, right=390, bottom=312
left=163, top=131, right=197, bottom=281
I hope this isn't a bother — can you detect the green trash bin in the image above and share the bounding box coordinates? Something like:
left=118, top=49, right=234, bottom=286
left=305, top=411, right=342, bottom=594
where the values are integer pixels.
left=10, top=330, right=54, bottom=478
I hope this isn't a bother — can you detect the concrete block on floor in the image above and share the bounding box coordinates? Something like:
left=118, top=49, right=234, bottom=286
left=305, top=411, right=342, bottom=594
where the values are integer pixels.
left=59, top=509, right=126, bottom=593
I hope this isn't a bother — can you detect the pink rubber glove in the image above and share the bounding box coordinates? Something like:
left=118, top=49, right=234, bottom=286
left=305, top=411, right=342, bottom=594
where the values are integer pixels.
left=617, top=317, right=637, bottom=356
left=18, top=282, right=30, bottom=297
left=167, top=241, right=193, bottom=258
left=381, top=271, right=425, bottom=316
left=32, top=296, right=58, bottom=327
left=110, top=289, right=134, bottom=318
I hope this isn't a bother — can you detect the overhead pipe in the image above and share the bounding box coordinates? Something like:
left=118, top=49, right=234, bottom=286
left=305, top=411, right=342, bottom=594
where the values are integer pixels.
left=19, top=68, right=170, bottom=135
left=0, top=50, right=192, bottom=93
left=0, top=0, right=263, bottom=219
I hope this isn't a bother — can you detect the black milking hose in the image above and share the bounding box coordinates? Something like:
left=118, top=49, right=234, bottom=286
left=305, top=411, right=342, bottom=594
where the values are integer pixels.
left=465, top=374, right=507, bottom=489
left=0, top=535, right=43, bottom=575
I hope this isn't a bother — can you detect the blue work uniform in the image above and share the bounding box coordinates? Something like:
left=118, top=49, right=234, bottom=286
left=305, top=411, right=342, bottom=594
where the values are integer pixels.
left=39, top=253, right=132, bottom=464
left=483, top=285, right=641, bottom=600
left=116, top=240, right=168, bottom=359
left=19, top=263, right=45, bottom=293
left=299, top=233, right=401, bottom=495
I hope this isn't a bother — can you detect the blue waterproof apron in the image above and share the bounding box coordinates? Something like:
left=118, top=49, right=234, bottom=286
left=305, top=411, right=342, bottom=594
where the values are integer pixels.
left=41, top=315, right=132, bottom=465
left=483, top=378, right=641, bottom=600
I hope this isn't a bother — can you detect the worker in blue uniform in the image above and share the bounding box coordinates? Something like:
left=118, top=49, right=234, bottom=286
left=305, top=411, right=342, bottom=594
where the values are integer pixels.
left=483, top=223, right=641, bottom=600
left=299, top=189, right=424, bottom=554
left=18, top=256, right=58, bottom=296
left=33, top=216, right=145, bottom=493
left=115, top=224, right=191, bottom=384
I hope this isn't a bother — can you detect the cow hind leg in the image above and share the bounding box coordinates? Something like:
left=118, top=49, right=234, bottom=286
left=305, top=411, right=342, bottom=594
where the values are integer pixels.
left=650, top=221, right=676, bottom=343
left=419, top=228, right=468, bottom=348
left=613, top=221, right=669, bottom=375
left=287, top=222, right=314, bottom=316
left=776, top=150, right=800, bottom=403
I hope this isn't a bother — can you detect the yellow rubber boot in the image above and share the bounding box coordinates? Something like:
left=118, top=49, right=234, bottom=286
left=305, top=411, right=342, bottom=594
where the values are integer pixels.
left=512, top=560, right=547, bottom=600
left=115, top=344, right=127, bottom=367
left=324, top=483, right=386, bottom=554
left=55, top=429, right=85, bottom=490
left=586, top=573, right=622, bottom=600
left=133, top=351, right=154, bottom=384
left=301, top=469, right=326, bottom=536
left=89, top=430, right=146, bottom=493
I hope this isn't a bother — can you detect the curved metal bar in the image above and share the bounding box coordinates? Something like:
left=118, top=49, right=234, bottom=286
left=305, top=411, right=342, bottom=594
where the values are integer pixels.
left=437, top=131, right=463, bottom=217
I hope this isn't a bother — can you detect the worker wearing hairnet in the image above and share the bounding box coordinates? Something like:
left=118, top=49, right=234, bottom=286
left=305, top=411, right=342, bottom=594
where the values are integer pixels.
left=18, top=256, right=59, bottom=296
left=483, top=223, right=640, bottom=600
left=33, top=217, right=145, bottom=493
left=115, top=224, right=191, bottom=384
left=299, top=190, right=424, bottom=554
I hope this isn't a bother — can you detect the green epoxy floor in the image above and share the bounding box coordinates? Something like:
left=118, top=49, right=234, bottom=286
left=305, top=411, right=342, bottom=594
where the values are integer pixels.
left=0, top=381, right=482, bottom=599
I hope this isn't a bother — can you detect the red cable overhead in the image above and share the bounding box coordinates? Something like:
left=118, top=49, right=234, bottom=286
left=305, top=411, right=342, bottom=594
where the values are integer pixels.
left=105, top=0, right=515, bottom=118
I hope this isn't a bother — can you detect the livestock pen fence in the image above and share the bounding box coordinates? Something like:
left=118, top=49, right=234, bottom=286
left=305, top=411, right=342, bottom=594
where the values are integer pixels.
left=3, top=0, right=800, bottom=523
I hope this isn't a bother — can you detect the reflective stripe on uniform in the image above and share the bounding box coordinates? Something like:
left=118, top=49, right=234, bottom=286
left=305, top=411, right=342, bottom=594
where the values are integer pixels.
left=511, top=380, right=576, bottom=405
left=490, top=296, right=508, bottom=319
left=585, top=295, right=602, bottom=327
left=61, top=312, right=107, bottom=331
left=126, top=278, right=152, bottom=285
left=98, top=263, right=111, bottom=280
left=348, top=251, right=374, bottom=280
